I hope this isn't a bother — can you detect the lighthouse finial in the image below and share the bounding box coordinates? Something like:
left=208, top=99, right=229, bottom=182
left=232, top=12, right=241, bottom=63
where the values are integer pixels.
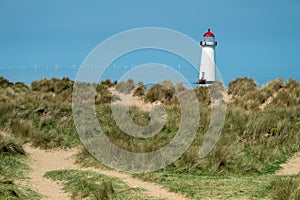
left=203, top=29, right=215, bottom=37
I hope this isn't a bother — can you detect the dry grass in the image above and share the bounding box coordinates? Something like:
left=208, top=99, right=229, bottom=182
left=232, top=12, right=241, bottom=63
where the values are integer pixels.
left=228, top=77, right=300, bottom=110
left=1, top=76, right=300, bottom=199
left=269, top=176, right=300, bottom=200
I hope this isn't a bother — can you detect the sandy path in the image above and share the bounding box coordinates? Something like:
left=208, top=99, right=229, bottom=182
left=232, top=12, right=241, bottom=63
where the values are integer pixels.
left=276, top=151, right=300, bottom=175
left=2, top=126, right=186, bottom=199
left=23, top=145, right=78, bottom=200
left=23, top=144, right=187, bottom=200
left=112, top=89, right=161, bottom=111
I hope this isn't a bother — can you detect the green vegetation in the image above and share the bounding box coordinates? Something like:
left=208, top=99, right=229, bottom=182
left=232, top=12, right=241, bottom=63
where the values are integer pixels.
left=1, top=76, right=300, bottom=199
left=91, top=100, right=300, bottom=175
left=0, top=135, right=39, bottom=199
left=144, top=81, right=175, bottom=103
left=133, top=173, right=272, bottom=199
left=133, top=173, right=300, bottom=200
left=44, top=169, right=159, bottom=200
left=95, top=104, right=179, bottom=153
left=228, top=77, right=258, bottom=97
left=269, top=176, right=300, bottom=200
left=1, top=103, right=80, bottom=149
left=228, top=77, right=300, bottom=110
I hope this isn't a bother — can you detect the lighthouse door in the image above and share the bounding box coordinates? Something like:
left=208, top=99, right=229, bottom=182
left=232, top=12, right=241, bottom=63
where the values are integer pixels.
left=201, top=72, right=205, bottom=79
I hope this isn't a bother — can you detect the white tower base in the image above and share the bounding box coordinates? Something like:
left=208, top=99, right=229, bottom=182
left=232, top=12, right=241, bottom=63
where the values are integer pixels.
left=199, top=46, right=216, bottom=83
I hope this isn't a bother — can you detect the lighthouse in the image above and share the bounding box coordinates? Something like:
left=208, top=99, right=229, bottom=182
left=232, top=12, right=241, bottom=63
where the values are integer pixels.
left=197, top=29, right=217, bottom=84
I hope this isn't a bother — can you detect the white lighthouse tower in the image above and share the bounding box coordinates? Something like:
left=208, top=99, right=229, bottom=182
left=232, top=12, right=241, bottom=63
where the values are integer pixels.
left=198, top=28, right=217, bottom=84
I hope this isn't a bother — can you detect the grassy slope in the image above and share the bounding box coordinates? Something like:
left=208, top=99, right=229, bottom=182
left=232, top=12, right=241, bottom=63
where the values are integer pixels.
left=1, top=76, right=300, bottom=199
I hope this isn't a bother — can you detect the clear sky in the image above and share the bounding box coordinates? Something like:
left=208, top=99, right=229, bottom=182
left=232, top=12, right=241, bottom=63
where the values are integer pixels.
left=0, top=0, right=300, bottom=86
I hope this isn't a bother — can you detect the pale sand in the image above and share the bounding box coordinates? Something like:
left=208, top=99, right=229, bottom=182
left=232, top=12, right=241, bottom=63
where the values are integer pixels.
left=23, top=144, right=187, bottom=200
left=276, top=151, right=300, bottom=176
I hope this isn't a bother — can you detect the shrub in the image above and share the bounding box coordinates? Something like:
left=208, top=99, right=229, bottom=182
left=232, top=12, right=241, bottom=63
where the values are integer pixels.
left=133, top=84, right=146, bottom=97
left=228, top=77, right=258, bottom=96
left=54, top=77, right=73, bottom=94
left=115, top=79, right=135, bottom=94
left=286, top=78, right=300, bottom=91
left=260, top=78, right=284, bottom=98
left=144, top=82, right=174, bottom=103
left=270, top=79, right=300, bottom=107
left=31, top=78, right=55, bottom=92
left=31, top=78, right=73, bottom=102
left=14, top=82, right=29, bottom=89
left=0, top=77, right=13, bottom=88
left=100, top=79, right=115, bottom=87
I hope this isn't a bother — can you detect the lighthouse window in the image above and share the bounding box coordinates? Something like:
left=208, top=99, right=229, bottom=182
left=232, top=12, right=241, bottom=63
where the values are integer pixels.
left=203, top=37, right=215, bottom=42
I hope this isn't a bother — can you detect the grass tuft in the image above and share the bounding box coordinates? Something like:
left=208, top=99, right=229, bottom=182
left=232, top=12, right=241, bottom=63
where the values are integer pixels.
left=269, top=176, right=300, bottom=200
left=44, top=169, right=154, bottom=200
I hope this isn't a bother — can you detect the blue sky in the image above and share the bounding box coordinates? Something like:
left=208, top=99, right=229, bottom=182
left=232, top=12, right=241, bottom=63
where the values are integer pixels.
left=0, top=0, right=300, bottom=86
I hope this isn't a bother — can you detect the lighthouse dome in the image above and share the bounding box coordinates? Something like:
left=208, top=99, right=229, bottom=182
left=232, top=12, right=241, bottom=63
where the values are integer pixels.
left=203, top=29, right=215, bottom=37
left=200, top=28, right=217, bottom=47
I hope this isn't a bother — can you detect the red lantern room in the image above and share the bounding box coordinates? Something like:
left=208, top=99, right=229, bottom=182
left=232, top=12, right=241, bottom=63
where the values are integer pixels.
left=203, top=28, right=215, bottom=37
left=200, top=29, right=217, bottom=46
